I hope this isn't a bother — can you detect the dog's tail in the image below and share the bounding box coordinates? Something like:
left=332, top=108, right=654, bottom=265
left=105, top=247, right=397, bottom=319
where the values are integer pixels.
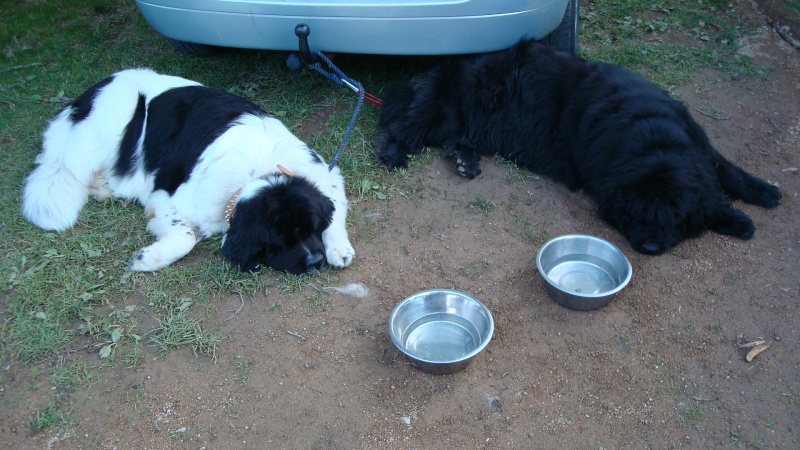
left=21, top=158, right=90, bottom=232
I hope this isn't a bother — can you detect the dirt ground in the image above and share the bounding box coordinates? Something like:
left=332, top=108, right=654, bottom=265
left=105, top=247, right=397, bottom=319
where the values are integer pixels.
left=2, top=1, right=799, bottom=449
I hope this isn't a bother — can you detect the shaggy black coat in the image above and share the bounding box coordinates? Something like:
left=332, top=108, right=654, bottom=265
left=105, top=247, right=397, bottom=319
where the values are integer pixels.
left=375, top=40, right=781, bottom=255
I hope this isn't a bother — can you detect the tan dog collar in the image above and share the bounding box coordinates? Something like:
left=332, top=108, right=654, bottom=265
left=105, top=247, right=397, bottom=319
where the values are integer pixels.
left=276, top=164, right=295, bottom=177
left=224, top=186, right=244, bottom=224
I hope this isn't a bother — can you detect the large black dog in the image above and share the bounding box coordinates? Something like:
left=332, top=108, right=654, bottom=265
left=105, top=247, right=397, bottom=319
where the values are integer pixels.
left=375, top=40, right=781, bottom=255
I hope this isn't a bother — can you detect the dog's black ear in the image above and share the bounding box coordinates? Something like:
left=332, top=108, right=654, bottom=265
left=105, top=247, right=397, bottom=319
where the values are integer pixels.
left=316, top=196, right=335, bottom=230
left=221, top=215, right=277, bottom=272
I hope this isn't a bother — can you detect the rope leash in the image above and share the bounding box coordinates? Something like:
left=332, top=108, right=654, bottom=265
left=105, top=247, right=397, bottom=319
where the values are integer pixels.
left=306, top=50, right=369, bottom=171
left=289, top=25, right=381, bottom=171
left=308, top=52, right=382, bottom=107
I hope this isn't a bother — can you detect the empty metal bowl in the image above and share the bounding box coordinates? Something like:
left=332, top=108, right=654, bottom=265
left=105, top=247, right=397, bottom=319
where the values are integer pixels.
left=536, top=234, right=632, bottom=311
left=388, top=289, right=494, bottom=375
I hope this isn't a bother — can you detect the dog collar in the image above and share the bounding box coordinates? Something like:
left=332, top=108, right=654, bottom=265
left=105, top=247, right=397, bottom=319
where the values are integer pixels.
left=224, top=186, right=243, bottom=224
left=276, top=164, right=295, bottom=177
left=224, top=165, right=295, bottom=224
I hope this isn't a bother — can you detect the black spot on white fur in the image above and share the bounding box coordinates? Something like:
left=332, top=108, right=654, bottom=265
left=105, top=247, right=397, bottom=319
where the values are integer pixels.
left=308, top=149, right=324, bottom=164
left=142, top=86, right=264, bottom=195
left=115, top=94, right=146, bottom=177
left=67, top=75, right=115, bottom=123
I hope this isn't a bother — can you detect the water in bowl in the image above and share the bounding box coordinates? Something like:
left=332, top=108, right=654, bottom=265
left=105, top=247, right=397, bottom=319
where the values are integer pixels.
left=545, top=254, right=618, bottom=294
left=404, top=313, right=480, bottom=361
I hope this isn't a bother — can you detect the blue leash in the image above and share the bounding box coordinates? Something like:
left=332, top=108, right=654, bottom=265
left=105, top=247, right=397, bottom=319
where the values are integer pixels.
left=306, top=49, right=366, bottom=171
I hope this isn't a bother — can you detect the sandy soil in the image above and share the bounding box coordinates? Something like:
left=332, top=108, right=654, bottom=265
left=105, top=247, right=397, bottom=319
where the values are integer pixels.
left=2, top=2, right=798, bottom=449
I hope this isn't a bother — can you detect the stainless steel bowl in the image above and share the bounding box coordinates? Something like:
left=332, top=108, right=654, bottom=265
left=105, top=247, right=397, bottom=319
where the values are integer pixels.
left=388, top=289, right=494, bottom=375
left=536, top=234, right=632, bottom=311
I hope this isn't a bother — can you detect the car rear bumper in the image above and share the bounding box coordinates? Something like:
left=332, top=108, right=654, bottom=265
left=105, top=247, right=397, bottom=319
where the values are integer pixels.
left=135, top=0, right=568, bottom=55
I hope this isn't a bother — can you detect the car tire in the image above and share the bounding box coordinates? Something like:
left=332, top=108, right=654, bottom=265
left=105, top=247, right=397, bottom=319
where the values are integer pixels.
left=541, top=0, right=580, bottom=55
left=166, top=38, right=219, bottom=56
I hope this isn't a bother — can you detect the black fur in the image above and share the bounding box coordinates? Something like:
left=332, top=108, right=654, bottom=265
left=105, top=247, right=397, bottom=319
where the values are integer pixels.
left=142, top=86, right=264, bottom=194
left=67, top=75, right=115, bottom=123
left=375, top=40, right=781, bottom=255
left=222, top=177, right=334, bottom=274
left=115, top=94, right=146, bottom=177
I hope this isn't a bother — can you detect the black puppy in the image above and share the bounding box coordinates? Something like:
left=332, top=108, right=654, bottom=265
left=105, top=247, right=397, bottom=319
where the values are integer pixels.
left=375, top=40, right=781, bottom=255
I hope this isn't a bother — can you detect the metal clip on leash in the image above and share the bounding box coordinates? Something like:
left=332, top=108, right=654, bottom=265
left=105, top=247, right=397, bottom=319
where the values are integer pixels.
left=286, top=24, right=381, bottom=171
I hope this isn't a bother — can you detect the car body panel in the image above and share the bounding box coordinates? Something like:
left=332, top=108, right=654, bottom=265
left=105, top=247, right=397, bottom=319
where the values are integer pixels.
left=136, top=0, right=569, bottom=55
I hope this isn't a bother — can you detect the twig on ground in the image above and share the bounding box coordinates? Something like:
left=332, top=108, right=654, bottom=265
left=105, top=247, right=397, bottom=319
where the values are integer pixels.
left=64, top=343, right=93, bottom=354
left=772, top=22, right=800, bottom=49
left=767, top=117, right=783, bottom=133
left=438, top=260, right=457, bottom=285
left=691, top=396, right=720, bottom=402
left=693, top=107, right=730, bottom=120
left=0, top=62, right=42, bottom=73
left=738, top=339, right=766, bottom=348
left=287, top=331, right=306, bottom=340
left=224, top=292, right=245, bottom=321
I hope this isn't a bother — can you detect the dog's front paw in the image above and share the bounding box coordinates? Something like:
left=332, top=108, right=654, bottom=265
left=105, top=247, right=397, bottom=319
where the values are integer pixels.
left=751, top=182, right=782, bottom=208
left=378, top=150, right=408, bottom=171
left=324, top=235, right=355, bottom=269
left=710, top=208, right=756, bottom=240
left=456, top=157, right=482, bottom=179
left=127, top=246, right=171, bottom=272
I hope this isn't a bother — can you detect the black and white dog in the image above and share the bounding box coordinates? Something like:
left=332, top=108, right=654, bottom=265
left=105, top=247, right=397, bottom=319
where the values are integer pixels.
left=22, top=69, right=355, bottom=274
left=375, top=40, right=781, bottom=255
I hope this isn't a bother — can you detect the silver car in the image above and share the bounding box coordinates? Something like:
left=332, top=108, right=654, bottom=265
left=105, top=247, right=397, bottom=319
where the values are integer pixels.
left=136, top=0, right=579, bottom=56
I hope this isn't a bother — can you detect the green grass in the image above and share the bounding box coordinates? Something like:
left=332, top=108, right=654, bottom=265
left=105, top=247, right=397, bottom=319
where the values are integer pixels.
left=28, top=400, right=74, bottom=433
left=580, top=0, right=767, bottom=87
left=468, top=198, right=496, bottom=214
left=680, top=405, right=705, bottom=424
left=48, top=360, right=98, bottom=390
left=512, top=213, right=547, bottom=246
left=149, top=310, right=222, bottom=359
left=0, top=0, right=770, bottom=434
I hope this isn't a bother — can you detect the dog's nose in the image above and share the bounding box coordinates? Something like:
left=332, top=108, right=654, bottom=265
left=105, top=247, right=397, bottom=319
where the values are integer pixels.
left=640, top=241, right=663, bottom=254
left=305, top=252, right=325, bottom=272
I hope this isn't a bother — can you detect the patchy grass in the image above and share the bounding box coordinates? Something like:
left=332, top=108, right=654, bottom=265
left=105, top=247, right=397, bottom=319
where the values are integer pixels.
left=512, top=213, right=547, bottom=246
left=468, top=198, right=497, bottom=215
left=28, top=400, right=74, bottom=433
left=581, top=0, right=768, bottom=87
left=148, top=309, right=222, bottom=359
left=680, top=405, right=705, bottom=424
left=48, top=360, right=98, bottom=391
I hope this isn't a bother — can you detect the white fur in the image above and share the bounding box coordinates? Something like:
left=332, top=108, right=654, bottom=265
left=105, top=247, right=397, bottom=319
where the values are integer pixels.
left=22, top=68, right=355, bottom=272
